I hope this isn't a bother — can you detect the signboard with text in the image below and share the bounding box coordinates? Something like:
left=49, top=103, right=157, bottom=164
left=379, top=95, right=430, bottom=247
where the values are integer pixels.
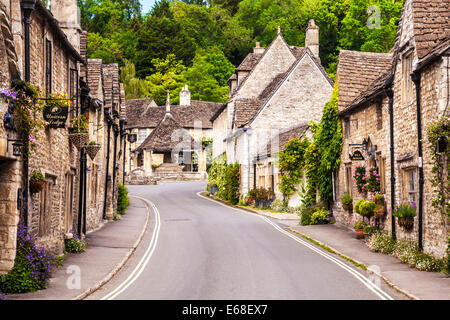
left=43, top=105, right=69, bottom=128
left=349, top=150, right=365, bottom=161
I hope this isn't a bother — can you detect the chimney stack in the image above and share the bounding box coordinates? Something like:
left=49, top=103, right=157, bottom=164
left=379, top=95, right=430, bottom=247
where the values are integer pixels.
left=179, top=84, right=191, bottom=106
left=253, top=42, right=265, bottom=55
left=165, top=91, right=171, bottom=114
left=305, top=19, right=319, bottom=58
left=50, top=0, right=82, bottom=51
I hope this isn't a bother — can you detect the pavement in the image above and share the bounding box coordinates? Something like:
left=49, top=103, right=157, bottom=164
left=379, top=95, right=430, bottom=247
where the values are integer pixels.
left=5, top=196, right=149, bottom=300
left=287, top=223, right=450, bottom=300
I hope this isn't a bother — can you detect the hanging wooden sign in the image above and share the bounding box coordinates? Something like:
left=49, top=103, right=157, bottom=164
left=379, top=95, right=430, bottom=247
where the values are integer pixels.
left=349, top=150, right=365, bottom=161
left=43, top=105, right=69, bottom=128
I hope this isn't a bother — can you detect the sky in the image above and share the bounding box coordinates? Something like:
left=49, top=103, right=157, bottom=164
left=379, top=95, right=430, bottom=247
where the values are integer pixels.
left=141, top=0, right=158, bottom=14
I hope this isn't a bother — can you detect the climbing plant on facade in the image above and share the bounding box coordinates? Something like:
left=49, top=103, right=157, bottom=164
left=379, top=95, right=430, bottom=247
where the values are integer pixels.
left=314, top=82, right=343, bottom=206
left=279, top=136, right=310, bottom=197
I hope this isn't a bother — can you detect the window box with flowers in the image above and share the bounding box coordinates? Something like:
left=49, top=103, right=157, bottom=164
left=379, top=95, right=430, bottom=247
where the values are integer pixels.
left=85, top=141, right=101, bottom=160
left=69, top=114, right=89, bottom=149
left=392, top=201, right=416, bottom=230
left=29, top=170, right=45, bottom=193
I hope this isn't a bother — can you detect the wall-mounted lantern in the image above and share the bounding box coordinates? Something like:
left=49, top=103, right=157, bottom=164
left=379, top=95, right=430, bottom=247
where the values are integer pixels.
left=7, top=137, right=23, bottom=157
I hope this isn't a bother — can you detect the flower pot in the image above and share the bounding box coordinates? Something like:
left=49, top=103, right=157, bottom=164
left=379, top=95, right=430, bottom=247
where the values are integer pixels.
left=69, top=133, right=89, bottom=150
left=342, top=203, right=353, bottom=212
left=85, top=144, right=101, bottom=160
left=398, top=217, right=414, bottom=230
left=30, top=179, right=45, bottom=193
left=355, top=229, right=365, bottom=239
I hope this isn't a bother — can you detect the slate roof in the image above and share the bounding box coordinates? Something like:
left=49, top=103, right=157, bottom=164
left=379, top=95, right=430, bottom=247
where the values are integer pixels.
left=412, top=0, right=450, bottom=59
left=124, top=99, right=224, bottom=130
left=236, top=52, right=264, bottom=71
left=235, top=47, right=333, bottom=128
left=257, top=123, right=309, bottom=157
left=87, top=59, right=102, bottom=98
left=336, top=50, right=393, bottom=111
left=136, top=113, right=200, bottom=153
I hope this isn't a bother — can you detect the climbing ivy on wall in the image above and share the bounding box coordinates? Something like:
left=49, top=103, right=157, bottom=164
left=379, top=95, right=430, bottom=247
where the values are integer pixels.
left=279, top=137, right=310, bottom=197
left=278, top=82, right=342, bottom=207
left=426, top=115, right=450, bottom=219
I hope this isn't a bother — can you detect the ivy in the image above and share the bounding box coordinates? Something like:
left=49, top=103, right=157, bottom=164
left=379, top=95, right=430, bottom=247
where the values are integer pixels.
left=208, top=154, right=240, bottom=205
left=278, top=82, right=342, bottom=208
left=279, top=137, right=310, bottom=197
left=426, top=115, right=450, bottom=219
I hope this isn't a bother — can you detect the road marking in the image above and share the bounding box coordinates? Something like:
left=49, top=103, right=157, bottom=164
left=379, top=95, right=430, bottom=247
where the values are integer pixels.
left=100, top=196, right=161, bottom=300
left=197, top=192, right=394, bottom=300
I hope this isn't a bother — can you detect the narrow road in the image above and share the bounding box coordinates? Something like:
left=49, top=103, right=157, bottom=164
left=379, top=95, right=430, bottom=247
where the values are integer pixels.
left=88, top=181, right=399, bottom=300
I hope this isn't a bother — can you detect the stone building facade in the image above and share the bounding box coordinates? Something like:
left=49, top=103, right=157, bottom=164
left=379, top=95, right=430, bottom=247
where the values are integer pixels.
left=332, top=0, right=449, bottom=258
left=212, top=20, right=333, bottom=196
left=0, top=0, right=125, bottom=274
left=123, top=87, right=223, bottom=181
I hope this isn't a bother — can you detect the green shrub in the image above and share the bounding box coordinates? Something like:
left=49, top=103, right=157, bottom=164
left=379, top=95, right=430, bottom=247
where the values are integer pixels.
left=208, top=156, right=240, bottom=205
left=354, top=198, right=365, bottom=214
left=300, top=205, right=329, bottom=225
left=117, top=184, right=130, bottom=215
left=340, top=192, right=352, bottom=206
left=367, top=233, right=396, bottom=254
left=359, top=200, right=376, bottom=219
left=354, top=220, right=367, bottom=230
left=64, top=235, right=86, bottom=254
left=310, top=207, right=330, bottom=225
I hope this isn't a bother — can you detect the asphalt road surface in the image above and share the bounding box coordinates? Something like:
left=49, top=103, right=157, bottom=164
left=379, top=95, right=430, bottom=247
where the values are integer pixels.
left=87, top=181, right=401, bottom=300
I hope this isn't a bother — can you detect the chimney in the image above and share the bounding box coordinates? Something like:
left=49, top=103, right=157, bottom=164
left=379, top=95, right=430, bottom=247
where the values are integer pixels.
left=253, top=42, right=265, bottom=55
left=179, top=84, right=191, bottom=106
left=165, top=91, right=171, bottom=114
left=50, top=0, right=82, bottom=51
left=305, top=19, right=319, bottom=58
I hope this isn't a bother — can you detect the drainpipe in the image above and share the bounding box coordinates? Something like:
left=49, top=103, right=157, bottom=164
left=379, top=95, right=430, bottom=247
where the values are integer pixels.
left=386, top=87, right=396, bottom=240
left=112, top=123, right=119, bottom=207
left=412, top=71, right=424, bottom=251
left=102, top=109, right=112, bottom=220
left=77, top=82, right=89, bottom=236
left=20, top=0, right=36, bottom=227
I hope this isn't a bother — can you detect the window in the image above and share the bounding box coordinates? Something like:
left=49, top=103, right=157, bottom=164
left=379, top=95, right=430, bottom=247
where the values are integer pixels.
left=345, top=165, right=353, bottom=195
left=376, top=102, right=383, bottom=130
left=39, top=177, right=55, bottom=237
left=344, top=118, right=351, bottom=138
left=64, top=172, right=74, bottom=233
left=45, top=39, right=52, bottom=96
left=376, top=153, right=386, bottom=193
left=90, top=164, right=98, bottom=207
left=402, top=52, right=413, bottom=103
left=403, top=168, right=417, bottom=202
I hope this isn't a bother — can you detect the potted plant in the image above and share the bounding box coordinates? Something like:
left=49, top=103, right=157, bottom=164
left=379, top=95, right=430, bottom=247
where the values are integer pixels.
left=358, top=199, right=376, bottom=220
left=340, top=192, right=353, bottom=212
left=363, top=222, right=380, bottom=237
left=354, top=220, right=367, bottom=239
left=85, top=141, right=101, bottom=160
left=374, top=193, right=384, bottom=205
left=374, top=204, right=385, bottom=219
left=69, top=113, right=89, bottom=149
left=392, top=201, right=416, bottom=230
left=29, top=170, right=45, bottom=193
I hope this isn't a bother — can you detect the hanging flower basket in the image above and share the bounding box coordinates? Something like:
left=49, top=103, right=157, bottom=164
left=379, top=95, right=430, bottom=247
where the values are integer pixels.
left=342, top=203, right=353, bottom=212
left=30, top=179, right=45, bottom=193
left=85, top=144, right=101, bottom=160
left=69, top=132, right=89, bottom=150
left=398, top=217, right=414, bottom=230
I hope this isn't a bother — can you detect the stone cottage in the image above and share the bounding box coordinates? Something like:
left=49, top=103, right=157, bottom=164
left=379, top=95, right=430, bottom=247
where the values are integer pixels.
left=211, top=20, right=333, bottom=196
left=123, top=86, right=223, bottom=181
left=332, top=0, right=449, bottom=258
left=0, top=0, right=125, bottom=274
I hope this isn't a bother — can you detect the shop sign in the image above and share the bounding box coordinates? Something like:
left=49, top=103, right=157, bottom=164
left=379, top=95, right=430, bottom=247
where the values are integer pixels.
left=43, top=105, right=69, bottom=128
left=349, top=150, right=365, bottom=161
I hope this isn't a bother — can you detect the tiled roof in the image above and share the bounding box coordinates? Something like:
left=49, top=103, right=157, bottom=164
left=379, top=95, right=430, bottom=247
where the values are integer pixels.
left=233, top=98, right=262, bottom=128
left=136, top=113, right=200, bottom=153
left=124, top=99, right=224, bottom=129
left=236, top=52, right=264, bottom=71
left=412, top=0, right=450, bottom=59
left=336, top=50, right=392, bottom=111
left=87, top=59, right=102, bottom=98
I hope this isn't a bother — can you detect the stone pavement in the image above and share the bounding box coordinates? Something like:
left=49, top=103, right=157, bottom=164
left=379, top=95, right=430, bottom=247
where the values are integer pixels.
left=5, top=196, right=149, bottom=300
left=289, top=223, right=450, bottom=300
